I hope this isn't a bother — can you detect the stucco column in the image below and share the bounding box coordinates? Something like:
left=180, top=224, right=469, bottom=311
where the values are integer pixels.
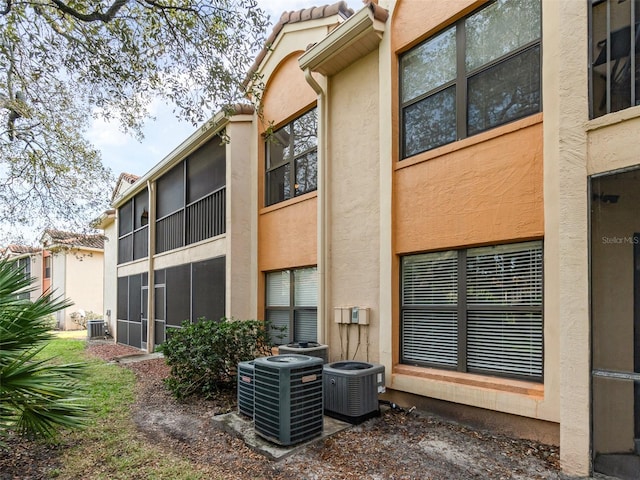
left=542, top=0, right=590, bottom=474
left=146, top=180, right=156, bottom=353
left=378, top=0, right=394, bottom=377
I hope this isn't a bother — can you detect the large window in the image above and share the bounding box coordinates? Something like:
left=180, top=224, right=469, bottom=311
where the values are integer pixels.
left=118, top=189, right=149, bottom=264
left=401, top=241, right=543, bottom=381
left=590, top=0, right=640, bottom=118
left=400, top=0, right=541, bottom=158
left=156, top=136, right=226, bottom=254
left=265, top=108, right=318, bottom=206
left=266, top=267, right=317, bottom=344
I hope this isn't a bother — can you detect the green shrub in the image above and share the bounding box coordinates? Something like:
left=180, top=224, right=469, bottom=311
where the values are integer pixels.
left=159, top=318, right=274, bottom=400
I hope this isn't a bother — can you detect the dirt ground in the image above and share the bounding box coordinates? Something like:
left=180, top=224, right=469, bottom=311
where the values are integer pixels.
left=2, top=341, right=584, bottom=480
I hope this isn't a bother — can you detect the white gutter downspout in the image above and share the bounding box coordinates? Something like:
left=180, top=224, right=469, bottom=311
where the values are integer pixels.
left=146, top=180, right=156, bottom=353
left=304, top=68, right=328, bottom=345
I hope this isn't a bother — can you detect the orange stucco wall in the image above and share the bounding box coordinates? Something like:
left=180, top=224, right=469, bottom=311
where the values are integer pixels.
left=257, top=51, right=319, bottom=320
left=260, top=53, right=317, bottom=133
left=392, top=0, right=486, bottom=53
left=394, top=116, right=544, bottom=254
left=259, top=197, right=318, bottom=271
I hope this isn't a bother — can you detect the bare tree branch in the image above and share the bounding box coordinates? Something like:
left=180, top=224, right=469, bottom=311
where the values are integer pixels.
left=49, top=0, right=128, bottom=23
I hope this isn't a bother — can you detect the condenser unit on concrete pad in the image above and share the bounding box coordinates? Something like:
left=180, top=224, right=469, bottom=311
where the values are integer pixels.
left=323, top=361, right=385, bottom=424
left=237, top=360, right=256, bottom=418
left=87, top=319, right=106, bottom=339
left=253, top=354, right=324, bottom=446
left=277, top=342, right=329, bottom=363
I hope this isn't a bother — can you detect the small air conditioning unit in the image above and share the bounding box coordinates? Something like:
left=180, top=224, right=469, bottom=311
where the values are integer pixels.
left=277, top=342, right=329, bottom=364
left=253, top=354, right=324, bottom=446
left=237, top=360, right=255, bottom=418
left=87, top=319, right=106, bottom=339
left=323, top=361, right=385, bottom=424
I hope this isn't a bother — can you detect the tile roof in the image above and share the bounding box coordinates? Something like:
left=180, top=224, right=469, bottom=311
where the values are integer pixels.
left=244, top=1, right=354, bottom=87
left=111, top=172, right=141, bottom=203
left=42, top=229, right=105, bottom=250
left=119, top=172, right=140, bottom=184
left=0, top=244, right=40, bottom=257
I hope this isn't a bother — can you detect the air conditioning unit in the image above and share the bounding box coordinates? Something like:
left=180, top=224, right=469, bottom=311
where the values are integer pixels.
left=253, top=354, right=324, bottom=446
left=87, top=319, right=106, bottom=339
left=323, top=361, right=385, bottom=424
left=237, top=360, right=255, bottom=418
left=277, top=342, right=329, bottom=364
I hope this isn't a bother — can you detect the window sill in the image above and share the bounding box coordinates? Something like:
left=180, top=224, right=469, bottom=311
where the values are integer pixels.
left=395, top=113, right=543, bottom=171
left=393, top=364, right=544, bottom=398
left=585, top=104, right=640, bottom=132
left=260, top=191, right=318, bottom=215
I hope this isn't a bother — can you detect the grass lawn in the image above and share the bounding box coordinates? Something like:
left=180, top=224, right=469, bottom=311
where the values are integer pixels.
left=39, top=336, right=214, bottom=480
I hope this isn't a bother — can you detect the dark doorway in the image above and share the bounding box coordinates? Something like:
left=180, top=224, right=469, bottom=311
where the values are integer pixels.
left=591, top=171, right=640, bottom=479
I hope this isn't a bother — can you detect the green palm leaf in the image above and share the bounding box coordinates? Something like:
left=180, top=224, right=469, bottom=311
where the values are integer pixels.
left=0, top=259, right=89, bottom=445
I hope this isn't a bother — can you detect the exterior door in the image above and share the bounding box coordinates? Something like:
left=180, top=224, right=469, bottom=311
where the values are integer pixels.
left=591, top=172, right=640, bottom=479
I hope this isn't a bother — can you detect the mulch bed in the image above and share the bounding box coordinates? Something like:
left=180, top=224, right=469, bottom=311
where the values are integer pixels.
left=1, top=340, right=573, bottom=480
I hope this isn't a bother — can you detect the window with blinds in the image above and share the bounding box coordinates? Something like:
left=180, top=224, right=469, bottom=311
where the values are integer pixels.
left=265, top=267, right=318, bottom=344
left=401, top=241, right=543, bottom=381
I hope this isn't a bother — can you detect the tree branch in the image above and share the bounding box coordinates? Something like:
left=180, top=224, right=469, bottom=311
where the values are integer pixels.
left=1, top=0, right=12, bottom=15
left=49, top=0, right=129, bottom=23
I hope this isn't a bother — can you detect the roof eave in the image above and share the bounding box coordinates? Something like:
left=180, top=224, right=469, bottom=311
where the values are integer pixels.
left=111, top=108, right=234, bottom=208
left=299, top=3, right=388, bottom=77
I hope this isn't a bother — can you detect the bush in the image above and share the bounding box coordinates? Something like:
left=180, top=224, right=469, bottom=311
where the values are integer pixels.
left=158, top=318, right=273, bottom=400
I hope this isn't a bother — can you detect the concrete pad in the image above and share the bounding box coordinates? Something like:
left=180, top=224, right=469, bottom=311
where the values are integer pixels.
left=111, top=352, right=164, bottom=364
left=212, top=412, right=352, bottom=460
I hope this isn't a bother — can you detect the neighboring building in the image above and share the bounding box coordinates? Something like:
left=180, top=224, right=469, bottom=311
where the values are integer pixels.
left=40, top=229, right=105, bottom=330
left=104, top=0, right=640, bottom=477
left=110, top=105, right=254, bottom=350
left=0, top=244, right=44, bottom=301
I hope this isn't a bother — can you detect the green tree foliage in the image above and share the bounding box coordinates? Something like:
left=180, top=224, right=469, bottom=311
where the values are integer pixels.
left=0, top=259, right=88, bottom=444
left=0, top=1, right=268, bottom=239
left=159, top=318, right=273, bottom=399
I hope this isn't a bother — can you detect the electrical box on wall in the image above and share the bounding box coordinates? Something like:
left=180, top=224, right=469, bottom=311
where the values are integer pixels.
left=351, top=306, right=359, bottom=323
left=334, top=307, right=370, bottom=324
left=334, top=307, right=352, bottom=324
left=357, top=307, right=370, bottom=325
left=349, top=307, right=370, bottom=325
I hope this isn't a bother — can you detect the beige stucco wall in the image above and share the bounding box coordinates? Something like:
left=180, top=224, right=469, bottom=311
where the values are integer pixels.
left=101, top=219, right=118, bottom=334
left=325, top=49, right=381, bottom=363
left=543, top=0, right=590, bottom=474
left=61, top=249, right=104, bottom=330
left=226, top=116, right=255, bottom=321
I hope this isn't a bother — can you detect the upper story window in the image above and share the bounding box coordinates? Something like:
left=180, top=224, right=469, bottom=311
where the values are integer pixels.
left=16, top=257, right=30, bottom=278
left=118, top=189, right=149, bottom=264
left=400, top=0, right=541, bottom=159
left=155, top=135, right=226, bottom=254
left=590, top=0, right=640, bottom=118
left=44, top=255, right=51, bottom=279
left=265, top=108, right=318, bottom=206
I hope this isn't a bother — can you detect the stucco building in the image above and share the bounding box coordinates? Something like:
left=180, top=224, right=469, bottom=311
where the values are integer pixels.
left=2, top=229, right=105, bottom=330
left=107, top=1, right=640, bottom=477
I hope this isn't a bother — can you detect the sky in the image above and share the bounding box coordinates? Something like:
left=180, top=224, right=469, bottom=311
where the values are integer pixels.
left=87, top=0, right=362, bottom=182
